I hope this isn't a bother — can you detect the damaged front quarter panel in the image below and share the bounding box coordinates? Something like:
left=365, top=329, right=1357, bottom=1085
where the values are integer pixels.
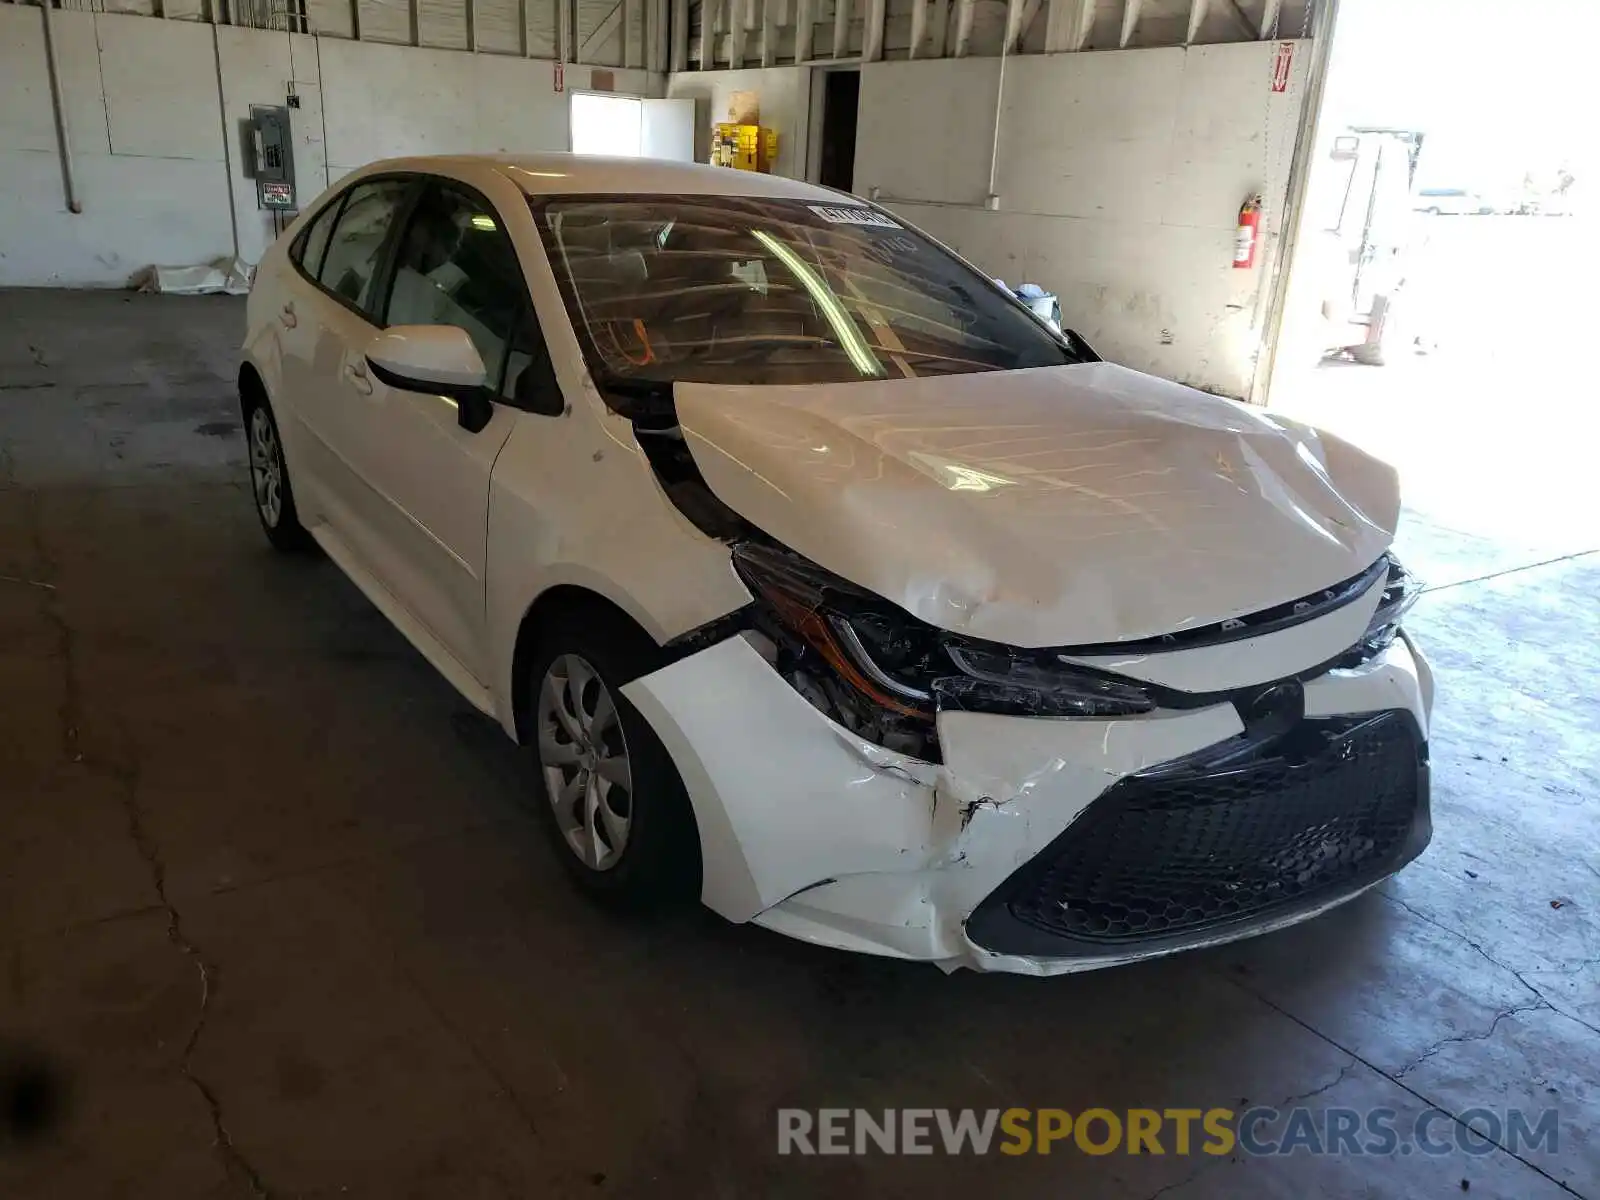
left=621, top=629, right=1249, bottom=965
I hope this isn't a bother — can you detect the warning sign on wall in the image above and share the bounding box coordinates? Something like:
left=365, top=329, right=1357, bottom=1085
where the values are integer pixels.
left=1270, top=41, right=1294, bottom=92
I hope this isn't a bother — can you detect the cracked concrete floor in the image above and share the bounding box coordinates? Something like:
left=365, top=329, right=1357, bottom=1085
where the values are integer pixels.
left=1, top=288, right=1596, bottom=1199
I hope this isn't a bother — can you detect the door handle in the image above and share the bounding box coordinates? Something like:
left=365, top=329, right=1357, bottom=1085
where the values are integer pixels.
left=279, top=300, right=297, bottom=328
left=345, top=360, right=373, bottom=396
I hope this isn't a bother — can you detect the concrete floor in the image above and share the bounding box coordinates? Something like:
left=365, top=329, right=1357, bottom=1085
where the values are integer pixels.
left=0, top=288, right=1595, bottom=1199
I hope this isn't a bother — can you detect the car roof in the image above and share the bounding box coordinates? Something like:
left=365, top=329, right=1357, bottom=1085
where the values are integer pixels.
left=355, top=153, right=850, bottom=202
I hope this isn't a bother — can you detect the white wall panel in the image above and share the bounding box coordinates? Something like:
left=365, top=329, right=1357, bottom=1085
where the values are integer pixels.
left=216, top=24, right=291, bottom=268
left=319, top=36, right=657, bottom=178
left=0, top=147, right=234, bottom=286
left=60, top=10, right=116, bottom=156
left=0, top=7, right=660, bottom=286
left=318, top=36, right=476, bottom=161
left=216, top=26, right=333, bottom=268
left=0, top=9, right=58, bottom=154
left=0, top=6, right=109, bottom=156
left=472, top=52, right=572, bottom=151
left=0, top=8, right=236, bottom=286
left=1162, top=41, right=1304, bottom=229
left=665, top=64, right=807, bottom=175
left=847, top=56, right=996, bottom=204
left=96, top=13, right=223, bottom=160
left=288, top=31, right=332, bottom=195
left=856, top=41, right=1310, bottom=399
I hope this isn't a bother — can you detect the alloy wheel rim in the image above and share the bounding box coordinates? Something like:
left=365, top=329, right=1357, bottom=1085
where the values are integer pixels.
left=249, top=407, right=283, bottom=528
left=536, top=653, right=633, bottom=871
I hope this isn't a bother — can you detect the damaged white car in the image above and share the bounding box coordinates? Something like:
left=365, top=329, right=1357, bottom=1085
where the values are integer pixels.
left=240, top=154, right=1433, bottom=975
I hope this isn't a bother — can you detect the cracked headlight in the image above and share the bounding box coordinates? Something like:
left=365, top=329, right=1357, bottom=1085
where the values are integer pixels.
left=732, top=541, right=1156, bottom=745
left=1348, top=555, right=1423, bottom=661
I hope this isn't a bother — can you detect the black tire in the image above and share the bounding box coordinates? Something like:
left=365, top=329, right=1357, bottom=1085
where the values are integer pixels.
left=523, top=605, right=701, bottom=907
left=243, top=392, right=314, bottom=553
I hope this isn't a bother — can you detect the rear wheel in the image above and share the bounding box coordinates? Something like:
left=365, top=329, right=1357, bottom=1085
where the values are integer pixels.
left=525, top=607, right=700, bottom=905
left=245, top=397, right=312, bottom=552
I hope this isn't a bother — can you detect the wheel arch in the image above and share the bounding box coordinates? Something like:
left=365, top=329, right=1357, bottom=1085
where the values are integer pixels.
left=509, top=584, right=664, bottom=746
left=238, top=360, right=268, bottom=418
left=511, top=583, right=707, bottom=900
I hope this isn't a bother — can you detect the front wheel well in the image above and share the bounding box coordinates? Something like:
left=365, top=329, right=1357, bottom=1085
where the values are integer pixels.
left=509, top=586, right=662, bottom=745
left=238, top=361, right=267, bottom=420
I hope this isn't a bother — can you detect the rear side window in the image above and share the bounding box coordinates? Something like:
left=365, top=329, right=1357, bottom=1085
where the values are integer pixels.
left=292, top=200, right=341, bottom=278
left=318, top=180, right=411, bottom=315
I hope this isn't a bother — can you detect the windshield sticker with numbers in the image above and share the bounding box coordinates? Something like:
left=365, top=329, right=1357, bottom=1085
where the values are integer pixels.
left=807, top=205, right=902, bottom=228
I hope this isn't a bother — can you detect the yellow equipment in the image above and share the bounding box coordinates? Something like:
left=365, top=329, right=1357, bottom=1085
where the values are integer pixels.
left=712, top=123, right=779, bottom=173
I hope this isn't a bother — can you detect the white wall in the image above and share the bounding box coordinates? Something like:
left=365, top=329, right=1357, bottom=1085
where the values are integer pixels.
left=316, top=40, right=657, bottom=178
left=0, top=9, right=236, bottom=286
left=218, top=27, right=330, bottom=266
left=664, top=65, right=810, bottom=178
left=854, top=42, right=1311, bottom=399
left=0, top=6, right=656, bottom=286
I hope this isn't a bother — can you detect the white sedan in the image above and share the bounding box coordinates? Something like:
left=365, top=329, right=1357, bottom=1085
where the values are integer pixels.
left=240, top=154, right=1433, bottom=974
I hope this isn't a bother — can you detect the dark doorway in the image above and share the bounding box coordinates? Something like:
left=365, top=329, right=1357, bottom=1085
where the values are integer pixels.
left=817, top=70, right=860, bottom=193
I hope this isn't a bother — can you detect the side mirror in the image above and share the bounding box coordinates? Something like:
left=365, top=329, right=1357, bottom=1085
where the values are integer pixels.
left=366, top=326, right=494, bottom=433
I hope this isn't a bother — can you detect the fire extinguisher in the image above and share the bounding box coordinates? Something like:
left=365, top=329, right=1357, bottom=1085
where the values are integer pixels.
left=1233, top=194, right=1262, bottom=269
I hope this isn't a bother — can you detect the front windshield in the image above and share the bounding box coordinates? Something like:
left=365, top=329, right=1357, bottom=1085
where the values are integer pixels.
left=531, top=195, right=1079, bottom=386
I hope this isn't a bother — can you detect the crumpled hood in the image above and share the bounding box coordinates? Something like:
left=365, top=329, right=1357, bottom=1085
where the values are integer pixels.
left=675, top=362, right=1399, bottom=649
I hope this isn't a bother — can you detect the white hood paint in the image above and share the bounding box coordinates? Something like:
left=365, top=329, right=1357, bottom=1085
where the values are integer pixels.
left=676, top=362, right=1400, bottom=649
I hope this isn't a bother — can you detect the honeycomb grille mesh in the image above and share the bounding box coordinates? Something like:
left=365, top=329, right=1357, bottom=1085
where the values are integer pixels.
left=1003, top=714, right=1422, bottom=944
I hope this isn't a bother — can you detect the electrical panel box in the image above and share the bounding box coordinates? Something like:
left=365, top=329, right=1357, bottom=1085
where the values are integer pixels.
left=245, top=104, right=297, bottom=211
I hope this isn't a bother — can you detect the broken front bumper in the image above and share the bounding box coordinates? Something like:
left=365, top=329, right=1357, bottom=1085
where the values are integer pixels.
left=621, top=631, right=1434, bottom=975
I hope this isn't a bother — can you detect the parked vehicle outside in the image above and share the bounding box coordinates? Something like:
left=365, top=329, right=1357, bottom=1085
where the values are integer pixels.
left=1414, top=187, right=1494, bottom=216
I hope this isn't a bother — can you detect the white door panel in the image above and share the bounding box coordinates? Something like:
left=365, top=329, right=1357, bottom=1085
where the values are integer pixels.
left=343, top=178, right=540, bottom=681
left=271, top=283, right=335, bottom=526
left=284, top=176, right=415, bottom=539
left=335, top=343, right=514, bottom=683
left=641, top=99, right=695, bottom=162
left=303, top=296, right=391, bottom=572
left=306, top=281, right=511, bottom=683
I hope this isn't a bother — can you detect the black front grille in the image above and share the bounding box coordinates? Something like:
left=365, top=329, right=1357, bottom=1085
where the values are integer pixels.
left=967, top=713, right=1430, bottom=956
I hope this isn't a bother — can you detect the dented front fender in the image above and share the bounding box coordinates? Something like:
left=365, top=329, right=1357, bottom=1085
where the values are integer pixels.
left=622, top=633, right=1242, bottom=950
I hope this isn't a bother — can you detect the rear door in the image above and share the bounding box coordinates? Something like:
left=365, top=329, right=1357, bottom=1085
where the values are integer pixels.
left=333, top=177, right=539, bottom=682
left=284, top=176, right=417, bottom=550
left=273, top=191, right=351, bottom=524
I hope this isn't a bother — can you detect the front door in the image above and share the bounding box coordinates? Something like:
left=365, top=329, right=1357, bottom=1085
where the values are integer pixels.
left=327, top=180, right=538, bottom=682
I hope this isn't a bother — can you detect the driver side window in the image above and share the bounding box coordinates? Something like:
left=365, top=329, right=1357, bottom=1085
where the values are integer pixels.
left=316, top=179, right=411, bottom=314
left=383, top=182, right=546, bottom=400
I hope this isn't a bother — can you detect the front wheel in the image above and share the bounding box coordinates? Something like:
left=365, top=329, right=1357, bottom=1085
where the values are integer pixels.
left=245, top=398, right=313, bottom=552
left=525, top=608, right=700, bottom=906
